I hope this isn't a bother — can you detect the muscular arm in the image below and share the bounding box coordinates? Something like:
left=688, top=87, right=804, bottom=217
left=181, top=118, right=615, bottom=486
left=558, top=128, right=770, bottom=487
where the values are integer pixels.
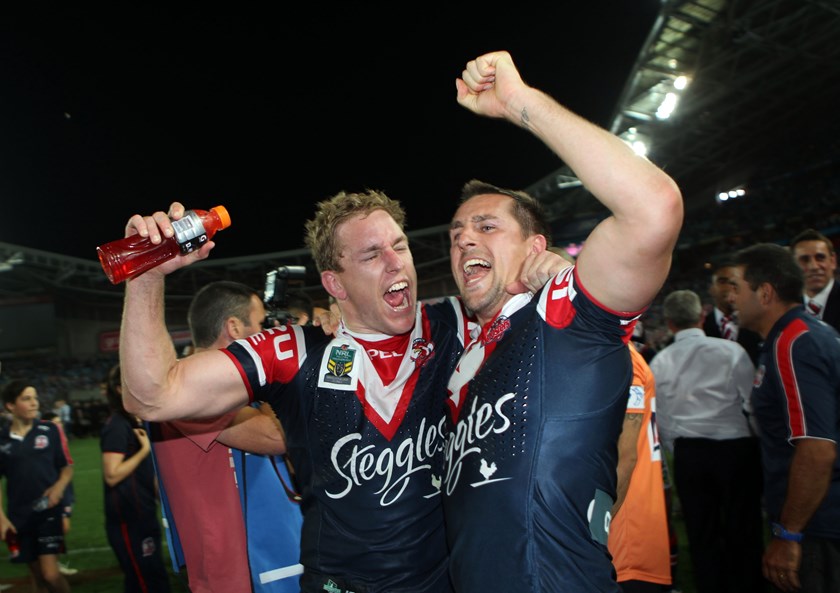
left=119, top=205, right=249, bottom=421
left=217, top=402, right=287, bottom=455
left=456, top=51, right=683, bottom=312
left=613, top=412, right=643, bottom=516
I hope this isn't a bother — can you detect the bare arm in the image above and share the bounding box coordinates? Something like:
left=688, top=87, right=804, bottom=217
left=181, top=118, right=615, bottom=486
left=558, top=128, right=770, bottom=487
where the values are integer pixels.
left=456, top=51, right=683, bottom=312
left=119, top=204, right=249, bottom=421
left=217, top=402, right=287, bottom=455
left=762, top=438, right=836, bottom=590
left=612, top=412, right=643, bottom=516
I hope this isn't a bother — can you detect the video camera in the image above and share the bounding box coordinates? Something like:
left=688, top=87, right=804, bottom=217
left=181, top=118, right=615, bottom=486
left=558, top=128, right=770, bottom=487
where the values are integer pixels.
left=263, top=265, right=308, bottom=328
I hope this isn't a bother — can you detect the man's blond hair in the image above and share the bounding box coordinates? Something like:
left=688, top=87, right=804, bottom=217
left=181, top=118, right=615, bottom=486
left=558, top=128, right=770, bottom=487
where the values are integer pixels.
left=304, top=190, right=407, bottom=273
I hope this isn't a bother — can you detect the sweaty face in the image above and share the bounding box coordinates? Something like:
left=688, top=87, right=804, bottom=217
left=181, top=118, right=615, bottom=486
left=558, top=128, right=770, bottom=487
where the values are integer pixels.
left=792, top=240, right=837, bottom=297
left=449, top=194, right=537, bottom=325
left=330, top=209, right=417, bottom=335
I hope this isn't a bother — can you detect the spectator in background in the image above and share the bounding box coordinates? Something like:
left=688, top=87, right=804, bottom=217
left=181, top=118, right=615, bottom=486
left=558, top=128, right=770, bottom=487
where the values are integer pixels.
left=650, top=290, right=765, bottom=593
left=703, top=259, right=763, bottom=366
left=0, top=380, right=73, bottom=593
left=609, top=344, right=672, bottom=592
left=630, top=320, right=658, bottom=363
left=100, top=364, right=171, bottom=593
left=148, top=280, right=299, bottom=593
left=789, top=228, right=840, bottom=332
left=730, top=243, right=840, bottom=593
left=52, top=399, right=73, bottom=442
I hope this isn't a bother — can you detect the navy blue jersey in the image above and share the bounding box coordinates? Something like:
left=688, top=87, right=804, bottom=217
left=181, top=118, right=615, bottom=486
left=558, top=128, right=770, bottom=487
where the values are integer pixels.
left=442, top=267, right=638, bottom=593
left=752, top=307, right=840, bottom=539
left=224, top=300, right=468, bottom=593
left=0, top=420, right=71, bottom=531
left=100, top=413, right=160, bottom=528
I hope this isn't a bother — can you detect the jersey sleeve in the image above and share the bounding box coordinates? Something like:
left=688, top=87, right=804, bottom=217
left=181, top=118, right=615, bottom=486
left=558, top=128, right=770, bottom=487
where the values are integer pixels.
left=774, top=320, right=838, bottom=442
left=222, top=324, right=312, bottom=400
left=537, top=265, right=643, bottom=343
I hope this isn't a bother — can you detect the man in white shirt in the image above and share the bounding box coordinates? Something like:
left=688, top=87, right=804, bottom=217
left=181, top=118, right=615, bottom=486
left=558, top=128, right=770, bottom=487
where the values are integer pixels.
left=789, top=228, right=840, bottom=332
left=650, top=289, right=765, bottom=593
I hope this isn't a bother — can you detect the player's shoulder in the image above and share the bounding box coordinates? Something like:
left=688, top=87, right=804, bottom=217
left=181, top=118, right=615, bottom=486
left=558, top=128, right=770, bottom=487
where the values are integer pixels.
left=423, top=297, right=472, bottom=335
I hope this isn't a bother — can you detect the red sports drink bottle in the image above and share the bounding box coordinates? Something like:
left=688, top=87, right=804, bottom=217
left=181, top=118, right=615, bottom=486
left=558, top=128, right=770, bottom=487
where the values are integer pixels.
left=97, top=205, right=231, bottom=284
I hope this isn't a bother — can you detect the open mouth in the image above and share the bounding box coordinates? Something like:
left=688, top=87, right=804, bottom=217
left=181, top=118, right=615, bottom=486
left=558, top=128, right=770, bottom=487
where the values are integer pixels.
left=384, top=281, right=410, bottom=310
left=462, top=258, right=491, bottom=284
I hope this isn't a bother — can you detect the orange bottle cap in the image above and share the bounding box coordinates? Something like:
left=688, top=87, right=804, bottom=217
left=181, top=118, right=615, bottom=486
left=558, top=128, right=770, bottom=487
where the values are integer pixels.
left=211, top=205, right=232, bottom=229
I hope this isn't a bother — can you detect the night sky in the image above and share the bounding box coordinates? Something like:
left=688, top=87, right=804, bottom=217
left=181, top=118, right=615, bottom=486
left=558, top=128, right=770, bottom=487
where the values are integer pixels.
left=0, top=4, right=659, bottom=260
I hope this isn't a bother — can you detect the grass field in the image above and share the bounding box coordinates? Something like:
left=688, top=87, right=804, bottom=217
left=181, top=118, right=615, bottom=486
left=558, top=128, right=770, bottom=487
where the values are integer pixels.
left=2, top=437, right=699, bottom=593
left=1, top=436, right=189, bottom=593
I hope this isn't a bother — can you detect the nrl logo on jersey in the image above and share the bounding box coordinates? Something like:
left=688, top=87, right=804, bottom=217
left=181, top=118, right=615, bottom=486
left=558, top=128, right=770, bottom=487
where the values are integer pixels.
left=324, top=344, right=356, bottom=385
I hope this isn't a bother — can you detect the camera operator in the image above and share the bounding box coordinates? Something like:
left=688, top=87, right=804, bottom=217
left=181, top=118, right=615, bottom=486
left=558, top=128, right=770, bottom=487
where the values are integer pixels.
left=262, top=266, right=311, bottom=328
left=285, top=291, right=314, bottom=326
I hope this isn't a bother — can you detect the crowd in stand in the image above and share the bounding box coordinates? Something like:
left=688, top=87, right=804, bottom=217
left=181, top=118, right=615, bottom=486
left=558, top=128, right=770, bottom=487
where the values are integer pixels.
left=0, top=355, right=115, bottom=436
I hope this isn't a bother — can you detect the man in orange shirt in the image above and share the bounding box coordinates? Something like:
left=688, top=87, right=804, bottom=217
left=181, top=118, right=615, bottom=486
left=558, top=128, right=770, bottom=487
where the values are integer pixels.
left=609, top=344, right=672, bottom=592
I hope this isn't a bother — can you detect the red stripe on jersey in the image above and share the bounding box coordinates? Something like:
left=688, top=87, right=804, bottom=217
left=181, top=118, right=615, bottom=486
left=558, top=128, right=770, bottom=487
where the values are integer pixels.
left=221, top=349, right=256, bottom=403
left=542, top=267, right=642, bottom=343
left=355, top=332, right=411, bottom=386
left=774, top=318, right=808, bottom=438
left=570, top=267, right=646, bottom=319
left=356, top=370, right=421, bottom=442
left=55, top=422, right=74, bottom=465
left=354, top=313, right=432, bottom=441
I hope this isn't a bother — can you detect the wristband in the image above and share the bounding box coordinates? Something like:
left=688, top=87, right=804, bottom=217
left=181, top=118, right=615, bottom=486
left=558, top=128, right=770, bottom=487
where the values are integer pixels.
left=770, top=522, right=803, bottom=543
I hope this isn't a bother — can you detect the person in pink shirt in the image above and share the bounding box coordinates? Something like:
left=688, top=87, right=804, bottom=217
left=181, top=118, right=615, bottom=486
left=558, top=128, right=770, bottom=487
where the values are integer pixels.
left=149, top=280, right=295, bottom=593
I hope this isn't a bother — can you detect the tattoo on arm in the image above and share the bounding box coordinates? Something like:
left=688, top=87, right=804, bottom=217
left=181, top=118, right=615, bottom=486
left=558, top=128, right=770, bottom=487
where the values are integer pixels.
left=624, top=412, right=643, bottom=426
left=520, top=107, right=530, bottom=129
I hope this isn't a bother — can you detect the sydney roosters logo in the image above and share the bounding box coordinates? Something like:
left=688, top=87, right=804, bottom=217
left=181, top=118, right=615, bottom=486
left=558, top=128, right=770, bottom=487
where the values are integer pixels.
left=485, top=316, right=511, bottom=344
left=410, top=338, right=435, bottom=368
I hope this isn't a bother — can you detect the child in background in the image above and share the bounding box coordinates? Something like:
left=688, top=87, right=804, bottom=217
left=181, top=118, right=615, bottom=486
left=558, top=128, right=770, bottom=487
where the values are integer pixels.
left=0, top=380, right=74, bottom=592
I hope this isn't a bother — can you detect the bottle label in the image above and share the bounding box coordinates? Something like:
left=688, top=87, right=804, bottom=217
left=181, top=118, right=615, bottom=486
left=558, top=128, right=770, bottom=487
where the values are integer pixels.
left=172, top=211, right=209, bottom=255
